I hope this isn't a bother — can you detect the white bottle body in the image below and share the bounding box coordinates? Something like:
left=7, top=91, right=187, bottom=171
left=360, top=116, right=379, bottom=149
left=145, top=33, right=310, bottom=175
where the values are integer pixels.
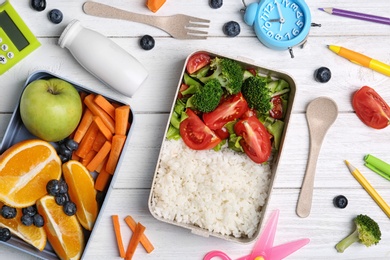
left=58, top=20, right=148, bottom=97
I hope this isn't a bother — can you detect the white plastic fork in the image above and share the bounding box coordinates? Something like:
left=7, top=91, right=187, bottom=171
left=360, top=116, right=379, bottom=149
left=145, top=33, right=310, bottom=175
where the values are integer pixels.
left=82, top=1, right=210, bottom=40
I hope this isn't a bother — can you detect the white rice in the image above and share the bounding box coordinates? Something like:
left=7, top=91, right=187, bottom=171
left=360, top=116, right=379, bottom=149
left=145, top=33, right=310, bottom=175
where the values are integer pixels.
left=150, top=139, right=273, bottom=239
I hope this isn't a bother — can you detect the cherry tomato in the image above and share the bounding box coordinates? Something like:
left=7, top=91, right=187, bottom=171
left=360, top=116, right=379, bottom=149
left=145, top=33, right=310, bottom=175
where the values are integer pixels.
left=352, top=86, right=390, bottom=129
left=180, top=109, right=221, bottom=150
left=203, top=93, right=249, bottom=130
left=186, top=53, right=211, bottom=74
left=234, top=116, right=272, bottom=164
left=270, top=95, right=283, bottom=119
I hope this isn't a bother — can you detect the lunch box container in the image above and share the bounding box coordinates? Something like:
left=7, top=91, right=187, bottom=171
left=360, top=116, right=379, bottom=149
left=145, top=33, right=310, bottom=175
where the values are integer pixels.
left=0, top=71, right=134, bottom=259
left=148, top=50, right=296, bottom=244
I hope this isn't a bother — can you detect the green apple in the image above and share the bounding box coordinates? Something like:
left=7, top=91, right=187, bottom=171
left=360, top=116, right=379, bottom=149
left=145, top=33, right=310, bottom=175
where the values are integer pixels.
left=20, top=78, right=83, bottom=142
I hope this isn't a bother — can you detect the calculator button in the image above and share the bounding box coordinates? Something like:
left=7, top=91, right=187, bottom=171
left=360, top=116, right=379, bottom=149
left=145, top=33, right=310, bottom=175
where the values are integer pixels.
left=0, top=55, right=7, bottom=64
left=7, top=52, right=14, bottom=59
left=1, top=44, right=8, bottom=51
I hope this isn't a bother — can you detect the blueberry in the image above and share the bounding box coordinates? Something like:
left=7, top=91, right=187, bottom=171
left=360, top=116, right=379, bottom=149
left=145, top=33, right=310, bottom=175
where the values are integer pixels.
left=63, top=201, right=77, bottom=216
left=22, top=206, right=37, bottom=217
left=314, top=67, right=331, bottom=83
left=1, top=205, right=17, bottom=219
left=0, top=228, right=11, bottom=242
left=21, top=214, right=34, bottom=226
left=33, top=214, right=44, bottom=227
left=140, top=35, right=155, bottom=51
left=31, top=0, right=46, bottom=12
left=65, top=139, right=79, bottom=151
left=209, top=0, right=223, bottom=9
left=47, top=179, right=60, bottom=196
left=55, top=193, right=69, bottom=206
left=48, top=9, right=63, bottom=24
left=59, top=144, right=72, bottom=157
left=59, top=154, right=70, bottom=163
left=333, top=195, right=348, bottom=209
left=58, top=180, right=68, bottom=194
left=223, top=21, right=240, bottom=37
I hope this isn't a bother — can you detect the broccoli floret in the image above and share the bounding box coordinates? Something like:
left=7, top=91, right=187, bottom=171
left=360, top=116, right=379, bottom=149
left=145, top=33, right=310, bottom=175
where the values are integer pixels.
left=190, top=78, right=223, bottom=113
left=335, top=214, right=381, bottom=253
left=241, top=76, right=271, bottom=114
left=199, top=57, right=244, bottom=95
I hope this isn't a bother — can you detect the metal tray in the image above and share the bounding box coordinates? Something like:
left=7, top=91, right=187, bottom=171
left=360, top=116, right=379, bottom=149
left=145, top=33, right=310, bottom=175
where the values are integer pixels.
left=0, top=71, right=134, bottom=259
left=148, top=50, right=296, bottom=244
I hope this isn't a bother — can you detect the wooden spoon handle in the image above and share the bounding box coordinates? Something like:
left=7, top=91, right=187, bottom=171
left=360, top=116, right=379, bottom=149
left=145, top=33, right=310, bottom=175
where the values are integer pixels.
left=296, top=140, right=321, bottom=218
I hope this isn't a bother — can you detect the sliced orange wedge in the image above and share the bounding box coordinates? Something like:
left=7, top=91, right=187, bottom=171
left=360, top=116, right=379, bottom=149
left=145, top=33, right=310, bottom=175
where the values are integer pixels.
left=0, top=201, right=47, bottom=251
left=0, top=139, right=62, bottom=208
left=62, top=160, right=98, bottom=231
left=37, top=195, right=84, bottom=260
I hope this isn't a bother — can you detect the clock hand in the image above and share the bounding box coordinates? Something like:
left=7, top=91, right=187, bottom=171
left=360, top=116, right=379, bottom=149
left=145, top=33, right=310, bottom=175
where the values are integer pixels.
left=275, top=1, right=285, bottom=31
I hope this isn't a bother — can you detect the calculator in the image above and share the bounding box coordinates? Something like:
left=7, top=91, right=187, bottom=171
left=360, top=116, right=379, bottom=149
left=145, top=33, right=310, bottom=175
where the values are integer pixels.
left=0, top=0, right=40, bottom=75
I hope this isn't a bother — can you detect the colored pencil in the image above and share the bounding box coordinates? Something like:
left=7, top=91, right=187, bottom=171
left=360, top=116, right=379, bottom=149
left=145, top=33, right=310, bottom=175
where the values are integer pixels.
left=319, top=8, right=390, bottom=25
left=345, top=160, right=390, bottom=218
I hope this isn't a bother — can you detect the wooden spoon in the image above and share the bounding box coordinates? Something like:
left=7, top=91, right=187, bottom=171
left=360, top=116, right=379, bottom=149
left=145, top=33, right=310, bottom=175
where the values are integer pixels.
left=296, top=97, right=338, bottom=218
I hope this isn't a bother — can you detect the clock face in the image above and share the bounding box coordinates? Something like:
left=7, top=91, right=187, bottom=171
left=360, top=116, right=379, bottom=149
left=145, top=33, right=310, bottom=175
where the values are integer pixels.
left=253, top=0, right=311, bottom=50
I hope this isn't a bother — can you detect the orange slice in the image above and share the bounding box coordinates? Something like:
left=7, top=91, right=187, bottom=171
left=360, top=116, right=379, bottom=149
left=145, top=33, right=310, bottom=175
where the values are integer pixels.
left=0, top=139, right=62, bottom=208
left=0, top=201, right=47, bottom=251
left=62, top=160, right=98, bottom=231
left=36, top=195, right=84, bottom=260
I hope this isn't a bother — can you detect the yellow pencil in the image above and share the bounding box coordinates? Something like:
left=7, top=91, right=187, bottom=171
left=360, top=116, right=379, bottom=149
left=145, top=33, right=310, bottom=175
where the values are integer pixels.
left=345, top=160, right=390, bottom=218
left=328, top=45, right=390, bottom=77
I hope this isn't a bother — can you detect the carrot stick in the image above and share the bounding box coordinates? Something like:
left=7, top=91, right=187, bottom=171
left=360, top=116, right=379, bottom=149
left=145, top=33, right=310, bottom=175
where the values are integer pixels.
left=115, top=105, right=131, bottom=135
left=106, top=134, right=126, bottom=174
left=75, top=121, right=99, bottom=158
left=80, top=150, right=97, bottom=166
left=94, top=94, right=116, bottom=119
left=124, top=216, right=154, bottom=253
left=87, top=141, right=111, bottom=172
left=95, top=167, right=111, bottom=191
left=146, top=0, right=166, bottom=13
left=112, top=215, right=126, bottom=258
left=95, top=156, right=108, bottom=173
left=84, top=94, right=115, bottom=134
left=94, top=116, right=113, bottom=141
left=93, top=132, right=107, bottom=152
left=125, top=222, right=146, bottom=260
left=73, top=108, right=94, bottom=143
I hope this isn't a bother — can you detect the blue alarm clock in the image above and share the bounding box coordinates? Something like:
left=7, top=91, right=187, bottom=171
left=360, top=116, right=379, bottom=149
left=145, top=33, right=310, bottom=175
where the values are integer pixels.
left=244, top=0, right=311, bottom=55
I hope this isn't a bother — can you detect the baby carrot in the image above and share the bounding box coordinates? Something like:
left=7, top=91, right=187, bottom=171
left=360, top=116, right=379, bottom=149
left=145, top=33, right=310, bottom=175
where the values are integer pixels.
left=80, top=149, right=97, bottom=167
left=84, top=94, right=115, bottom=133
left=94, top=94, right=116, bottom=119
left=106, top=134, right=126, bottom=174
left=115, top=105, right=131, bottom=135
left=73, top=108, right=93, bottom=143
left=87, top=140, right=111, bottom=172
left=112, top=215, right=126, bottom=258
left=124, top=216, right=154, bottom=253
left=146, top=0, right=166, bottom=13
left=125, top=222, right=146, bottom=260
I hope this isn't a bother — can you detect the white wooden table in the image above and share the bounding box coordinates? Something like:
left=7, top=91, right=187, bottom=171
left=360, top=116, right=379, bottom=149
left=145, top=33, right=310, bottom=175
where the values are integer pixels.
left=1, top=0, right=390, bottom=259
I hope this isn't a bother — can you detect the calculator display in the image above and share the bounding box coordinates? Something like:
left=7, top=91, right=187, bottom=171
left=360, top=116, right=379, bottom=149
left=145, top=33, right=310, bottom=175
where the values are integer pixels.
left=0, top=10, right=29, bottom=51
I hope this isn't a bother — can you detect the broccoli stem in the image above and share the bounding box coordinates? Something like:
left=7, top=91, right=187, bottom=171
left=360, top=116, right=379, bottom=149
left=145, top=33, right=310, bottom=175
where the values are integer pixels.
left=335, top=229, right=360, bottom=253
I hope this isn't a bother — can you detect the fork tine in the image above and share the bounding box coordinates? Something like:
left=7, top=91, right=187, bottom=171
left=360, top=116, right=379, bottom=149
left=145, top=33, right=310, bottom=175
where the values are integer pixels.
left=187, top=16, right=210, bottom=23
left=187, top=22, right=210, bottom=29
left=186, top=28, right=208, bottom=35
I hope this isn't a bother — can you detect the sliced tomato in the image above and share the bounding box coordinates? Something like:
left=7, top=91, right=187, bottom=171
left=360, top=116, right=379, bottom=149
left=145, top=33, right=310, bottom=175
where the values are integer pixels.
left=178, top=83, right=189, bottom=99
left=214, top=127, right=229, bottom=140
left=241, top=108, right=257, bottom=119
left=352, top=86, right=390, bottom=129
left=186, top=53, right=211, bottom=74
left=180, top=109, right=221, bottom=150
left=203, top=93, right=249, bottom=130
left=234, top=116, right=272, bottom=164
left=270, top=95, right=283, bottom=119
